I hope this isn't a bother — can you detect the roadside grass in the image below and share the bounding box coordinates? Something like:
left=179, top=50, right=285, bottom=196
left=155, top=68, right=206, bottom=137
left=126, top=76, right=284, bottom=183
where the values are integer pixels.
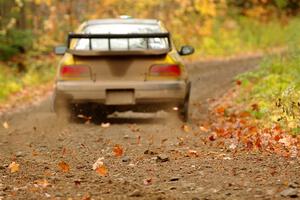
left=194, top=17, right=300, bottom=58
left=0, top=52, right=57, bottom=102
left=236, top=47, right=300, bottom=134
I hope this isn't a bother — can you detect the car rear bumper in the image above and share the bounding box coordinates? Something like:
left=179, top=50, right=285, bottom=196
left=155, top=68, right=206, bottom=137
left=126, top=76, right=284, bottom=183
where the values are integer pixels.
left=55, top=80, right=188, bottom=105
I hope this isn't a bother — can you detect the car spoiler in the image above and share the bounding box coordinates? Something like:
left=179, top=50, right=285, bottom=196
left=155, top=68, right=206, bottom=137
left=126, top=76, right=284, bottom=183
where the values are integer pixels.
left=67, top=32, right=172, bottom=56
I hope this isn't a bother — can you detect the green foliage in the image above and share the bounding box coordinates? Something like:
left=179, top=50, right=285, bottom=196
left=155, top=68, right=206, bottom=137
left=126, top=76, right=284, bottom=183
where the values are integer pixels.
left=0, top=29, right=33, bottom=61
left=0, top=65, right=22, bottom=101
left=196, top=17, right=300, bottom=57
left=238, top=47, right=300, bottom=133
left=0, top=53, right=57, bottom=101
left=274, top=0, right=288, bottom=9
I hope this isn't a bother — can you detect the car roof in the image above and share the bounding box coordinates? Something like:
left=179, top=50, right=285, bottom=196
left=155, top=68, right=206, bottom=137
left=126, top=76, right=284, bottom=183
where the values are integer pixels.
left=86, top=19, right=160, bottom=26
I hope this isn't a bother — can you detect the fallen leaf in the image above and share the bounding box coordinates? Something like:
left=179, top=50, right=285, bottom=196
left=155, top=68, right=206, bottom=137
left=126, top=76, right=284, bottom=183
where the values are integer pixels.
left=45, top=193, right=51, bottom=198
left=92, top=157, right=104, bottom=170
left=239, top=111, right=251, bottom=118
left=77, top=114, right=92, bottom=124
left=216, top=107, right=225, bottom=115
left=188, top=150, right=199, bottom=157
left=199, top=126, right=208, bottom=132
left=82, top=194, right=92, bottom=200
left=77, top=114, right=84, bottom=118
left=172, top=107, right=179, bottom=111
left=251, top=103, right=259, bottom=111
left=255, top=137, right=262, bottom=149
left=3, top=121, right=9, bottom=129
left=101, top=123, right=110, bottom=128
left=246, top=141, right=253, bottom=150
left=209, top=135, right=216, bottom=141
left=58, top=161, right=70, bottom=173
left=229, top=143, right=237, bottom=150
left=128, top=163, right=135, bottom=167
left=34, top=179, right=49, bottom=188
left=274, top=135, right=281, bottom=141
left=279, top=138, right=290, bottom=147
left=77, top=114, right=89, bottom=119
left=8, top=162, right=19, bottom=173
left=236, top=80, right=242, bottom=85
left=177, top=137, right=185, bottom=146
left=182, top=125, right=190, bottom=133
left=95, top=165, right=108, bottom=176
left=113, top=144, right=123, bottom=157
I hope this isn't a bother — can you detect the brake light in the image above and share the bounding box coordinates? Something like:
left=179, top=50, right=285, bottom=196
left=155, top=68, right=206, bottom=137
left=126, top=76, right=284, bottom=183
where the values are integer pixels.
left=60, top=65, right=90, bottom=78
left=149, top=64, right=181, bottom=77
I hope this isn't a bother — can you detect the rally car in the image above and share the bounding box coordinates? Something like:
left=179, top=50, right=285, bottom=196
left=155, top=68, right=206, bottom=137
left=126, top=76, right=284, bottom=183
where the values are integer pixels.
left=53, top=18, right=194, bottom=122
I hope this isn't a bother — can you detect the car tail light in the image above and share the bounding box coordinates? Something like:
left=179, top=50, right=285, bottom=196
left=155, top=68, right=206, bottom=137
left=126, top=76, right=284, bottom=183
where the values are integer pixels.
left=60, top=65, right=90, bottom=78
left=149, top=64, right=181, bottom=77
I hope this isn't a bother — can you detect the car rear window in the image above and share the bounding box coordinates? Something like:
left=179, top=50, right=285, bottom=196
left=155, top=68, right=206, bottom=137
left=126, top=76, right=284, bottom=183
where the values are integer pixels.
left=75, top=24, right=169, bottom=51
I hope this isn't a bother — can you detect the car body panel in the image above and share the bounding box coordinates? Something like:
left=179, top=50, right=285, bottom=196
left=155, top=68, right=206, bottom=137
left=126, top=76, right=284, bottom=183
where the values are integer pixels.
left=56, top=80, right=186, bottom=105
left=54, top=18, right=191, bottom=108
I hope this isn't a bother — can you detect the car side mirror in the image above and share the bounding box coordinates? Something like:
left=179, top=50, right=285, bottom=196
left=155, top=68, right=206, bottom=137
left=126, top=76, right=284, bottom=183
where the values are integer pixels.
left=179, top=45, right=195, bottom=56
left=54, top=46, right=67, bottom=55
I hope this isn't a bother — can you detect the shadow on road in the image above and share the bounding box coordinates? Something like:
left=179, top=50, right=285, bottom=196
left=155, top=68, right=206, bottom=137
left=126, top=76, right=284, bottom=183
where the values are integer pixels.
left=72, top=111, right=174, bottom=125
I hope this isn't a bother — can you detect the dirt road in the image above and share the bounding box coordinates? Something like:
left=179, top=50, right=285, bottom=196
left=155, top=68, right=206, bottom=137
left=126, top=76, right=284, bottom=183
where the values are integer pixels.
left=1, top=57, right=300, bottom=200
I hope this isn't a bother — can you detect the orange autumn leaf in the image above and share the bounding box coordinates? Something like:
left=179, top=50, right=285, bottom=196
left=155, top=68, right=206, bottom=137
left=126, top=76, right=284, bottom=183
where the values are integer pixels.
left=255, top=138, right=262, bottom=149
left=182, top=125, right=190, bottom=133
left=251, top=103, right=259, bottom=111
left=58, top=161, right=70, bottom=173
left=236, top=80, right=242, bottom=85
left=209, top=135, right=216, bottom=141
left=188, top=150, right=199, bottom=157
left=273, top=124, right=282, bottom=132
left=239, top=111, right=251, bottom=118
left=216, top=107, right=225, bottom=115
left=8, top=162, right=20, bottom=173
left=274, top=135, right=281, bottom=141
left=246, top=141, right=253, bottom=150
left=96, top=165, right=108, bottom=176
left=113, top=144, right=123, bottom=157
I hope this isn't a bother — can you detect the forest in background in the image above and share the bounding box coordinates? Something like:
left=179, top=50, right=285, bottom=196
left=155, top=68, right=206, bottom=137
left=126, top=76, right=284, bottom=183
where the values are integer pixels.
left=1, top=0, right=300, bottom=101
left=1, top=0, right=300, bottom=60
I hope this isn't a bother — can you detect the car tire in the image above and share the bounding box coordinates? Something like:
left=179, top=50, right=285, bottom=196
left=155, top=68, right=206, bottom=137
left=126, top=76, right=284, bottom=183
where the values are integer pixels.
left=179, top=81, right=191, bottom=123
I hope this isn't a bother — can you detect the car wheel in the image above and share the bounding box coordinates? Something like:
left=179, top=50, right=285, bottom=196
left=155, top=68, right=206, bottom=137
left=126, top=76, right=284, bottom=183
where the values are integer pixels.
left=179, top=82, right=191, bottom=122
